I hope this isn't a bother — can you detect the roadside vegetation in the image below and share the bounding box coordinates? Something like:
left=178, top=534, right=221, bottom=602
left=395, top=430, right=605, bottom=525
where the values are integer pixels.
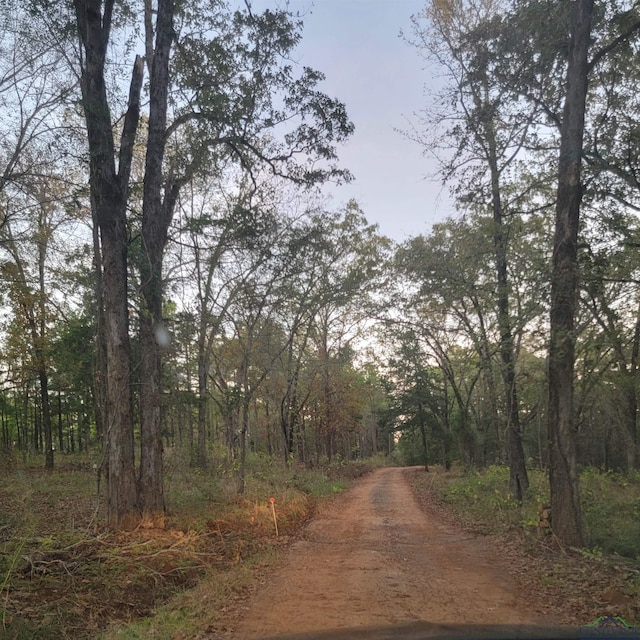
left=0, top=452, right=381, bottom=639
left=409, top=465, right=640, bottom=626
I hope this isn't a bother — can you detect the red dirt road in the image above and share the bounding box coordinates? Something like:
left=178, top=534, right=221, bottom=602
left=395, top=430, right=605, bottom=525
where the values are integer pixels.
left=220, top=467, right=548, bottom=638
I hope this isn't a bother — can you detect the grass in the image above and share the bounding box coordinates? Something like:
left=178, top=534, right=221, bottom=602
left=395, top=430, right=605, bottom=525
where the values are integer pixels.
left=104, top=542, right=280, bottom=640
left=410, top=463, right=640, bottom=626
left=579, top=467, right=640, bottom=559
left=419, top=463, right=640, bottom=560
left=418, top=464, right=549, bottom=534
left=0, top=450, right=380, bottom=639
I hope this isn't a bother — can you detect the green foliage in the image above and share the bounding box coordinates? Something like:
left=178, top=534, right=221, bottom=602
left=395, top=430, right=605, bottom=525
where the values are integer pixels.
left=580, top=467, right=640, bottom=559
left=49, top=312, right=95, bottom=392
left=581, top=546, right=604, bottom=561
left=168, top=2, right=354, bottom=187
left=437, top=465, right=542, bottom=531
left=431, top=464, right=640, bottom=559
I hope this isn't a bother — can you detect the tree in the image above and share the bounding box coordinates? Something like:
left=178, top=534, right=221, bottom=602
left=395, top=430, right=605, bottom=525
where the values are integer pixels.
left=577, top=213, right=640, bottom=470
left=579, top=5, right=640, bottom=471
left=396, top=218, right=502, bottom=464
left=409, top=0, right=541, bottom=499
left=175, top=175, right=289, bottom=468
left=66, top=0, right=355, bottom=528
left=546, top=0, right=594, bottom=548
left=387, top=331, right=442, bottom=471
left=409, top=0, right=640, bottom=543
left=136, top=0, right=175, bottom=527
left=0, top=179, right=64, bottom=469
left=251, top=204, right=389, bottom=463
left=0, top=3, right=77, bottom=467
left=72, top=0, right=144, bottom=529
left=482, top=0, right=640, bottom=546
left=220, top=233, right=294, bottom=493
left=393, top=203, right=552, bottom=469
left=0, top=3, right=74, bottom=206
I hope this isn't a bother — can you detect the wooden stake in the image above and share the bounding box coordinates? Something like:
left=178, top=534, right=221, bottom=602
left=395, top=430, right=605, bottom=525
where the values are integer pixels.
left=269, top=497, right=279, bottom=537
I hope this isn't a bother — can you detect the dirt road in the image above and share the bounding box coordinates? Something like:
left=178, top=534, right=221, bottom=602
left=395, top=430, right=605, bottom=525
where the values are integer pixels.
left=227, top=467, right=546, bottom=638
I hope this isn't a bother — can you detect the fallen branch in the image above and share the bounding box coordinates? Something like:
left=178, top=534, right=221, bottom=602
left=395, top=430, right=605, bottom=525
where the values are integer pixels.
left=21, top=556, right=76, bottom=577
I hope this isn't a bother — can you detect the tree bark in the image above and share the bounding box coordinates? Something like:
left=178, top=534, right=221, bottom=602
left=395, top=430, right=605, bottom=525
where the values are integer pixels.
left=36, top=201, right=54, bottom=470
left=138, top=0, right=175, bottom=526
left=547, top=0, right=593, bottom=548
left=74, top=0, right=143, bottom=529
left=91, top=195, right=107, bottom=447
left=488, top=154, right=529, bottom=501
left=101, top=194, right=138, bottom=529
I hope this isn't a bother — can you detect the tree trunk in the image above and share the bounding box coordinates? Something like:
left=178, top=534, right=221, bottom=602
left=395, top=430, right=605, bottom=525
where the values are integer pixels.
left=489, top=158, right=529, bottom=501
left=137, top=0, right=175, bottom=526
left=547, top=0, right=593, bottom=548
left=138, top=311, right=165, bottom=526
left=36, top=201, right=54, bottom=470
left=469, top=296, right=502, bottom=463
left=102, top=219, right=139, bottom=529
left=39, top=369, right=53, bottom=469
left=238, top=395, right=250, bottom=495
left=74, top=0, right=143, bottom=529
left=91, top=194, right=108, bottom=447
left=465, top=67, right=531, bottom=491
left=281, top=365, right=301, bottom=463
left=196, top=352, right=209, bottom=468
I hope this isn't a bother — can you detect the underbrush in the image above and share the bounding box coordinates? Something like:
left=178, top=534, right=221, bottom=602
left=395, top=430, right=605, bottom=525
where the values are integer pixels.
left=0, top=451, right=381, bottom=639
left=419, top=464, right=640, bottom=560
left=410, top=464, right=640, bottom=626
left=419, top=464, right=549, bottom=534
left=579, top=467, right=640, bottom=559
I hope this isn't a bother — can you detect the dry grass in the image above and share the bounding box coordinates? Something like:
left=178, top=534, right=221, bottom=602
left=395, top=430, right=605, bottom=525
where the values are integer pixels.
left=0, top=452, right=378, bottom=639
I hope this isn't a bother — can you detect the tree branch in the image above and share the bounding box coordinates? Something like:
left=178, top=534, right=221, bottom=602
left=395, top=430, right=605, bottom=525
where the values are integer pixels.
left=588, top=16, right=640, bottom=71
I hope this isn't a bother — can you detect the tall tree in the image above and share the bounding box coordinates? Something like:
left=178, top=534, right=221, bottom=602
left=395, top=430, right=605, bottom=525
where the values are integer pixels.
left=68, top=0, right=354, bottom=527
left=410, top=0, right=536, bottom=499
left=387, top=331, right=441, bottom=471
left=487, top=0, right=640, bottom=545
left=261, top=204, right=388, bottom=462
left=176, top=176, right=286, bottom=468
left=578, top=214, right=640, bottom=470
left=72, top=0, right=143, bottom=529
left=546, top=0, right=594, bottom=548
left=136, top=1, right=354, bottom=521
left=579, top=5, right=640, bottom=471
left=137, top=0, right=175, bottom=527
left=0, top=180, right=59, bottom=468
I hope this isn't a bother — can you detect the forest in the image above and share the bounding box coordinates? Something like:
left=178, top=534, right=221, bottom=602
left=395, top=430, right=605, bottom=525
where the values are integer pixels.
left=2, top=0, right=640, bottom=555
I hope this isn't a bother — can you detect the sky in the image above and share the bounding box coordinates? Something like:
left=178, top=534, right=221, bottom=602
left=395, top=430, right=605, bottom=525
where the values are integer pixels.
left=251, top=0, right=456, bottom=242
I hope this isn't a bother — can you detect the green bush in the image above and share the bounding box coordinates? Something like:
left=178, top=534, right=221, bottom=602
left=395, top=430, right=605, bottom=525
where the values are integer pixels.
left=580, top=467, right=640, bottom=559
left=433, top=464, right=640, bottom=558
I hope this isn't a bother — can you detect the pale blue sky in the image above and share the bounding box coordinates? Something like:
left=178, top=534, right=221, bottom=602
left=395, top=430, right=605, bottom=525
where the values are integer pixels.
left=252, top=0, right=456, bottom=241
